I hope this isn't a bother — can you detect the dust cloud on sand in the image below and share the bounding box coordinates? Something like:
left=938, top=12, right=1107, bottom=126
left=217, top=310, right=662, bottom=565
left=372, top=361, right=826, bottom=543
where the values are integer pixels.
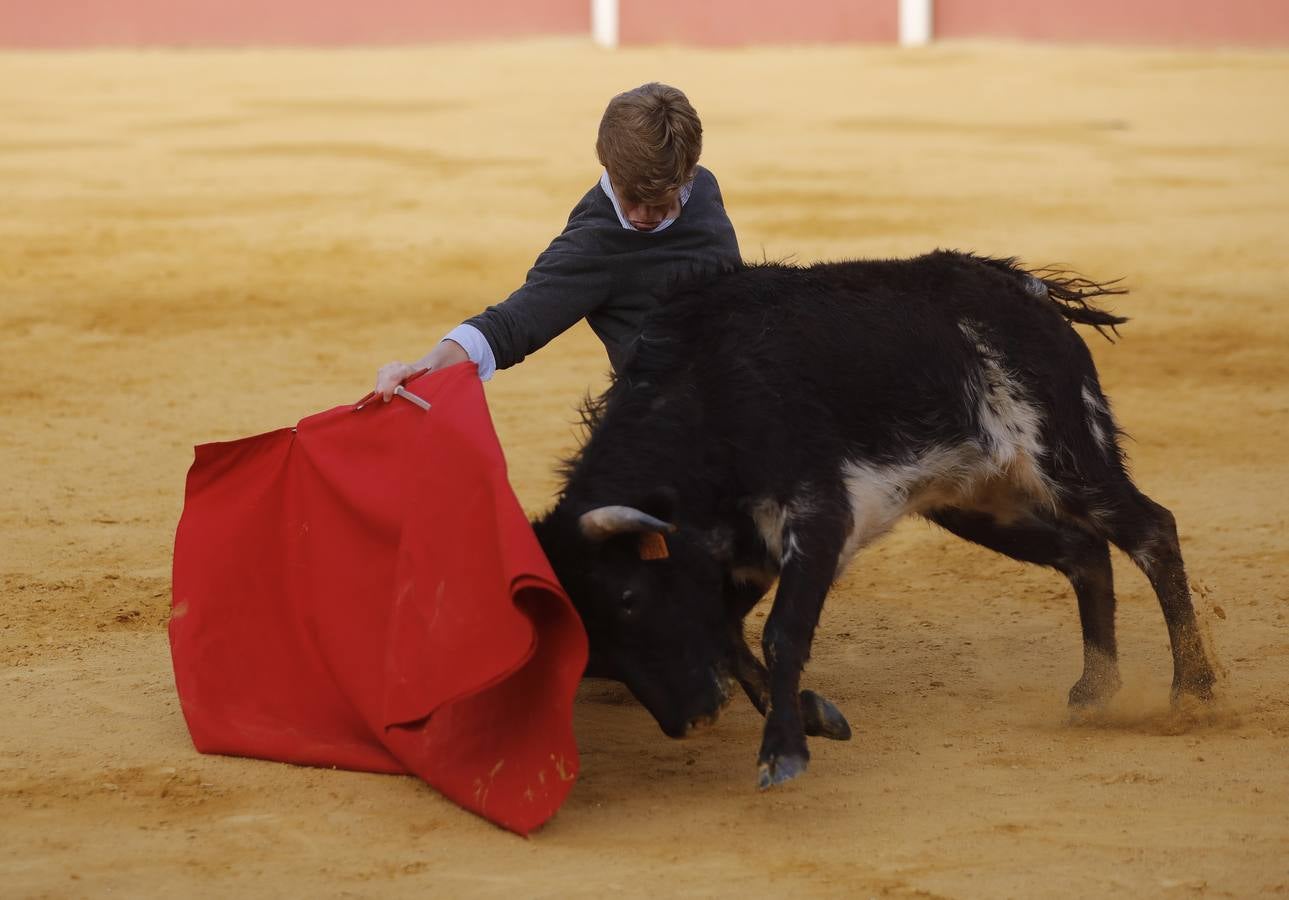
left=2, top=41, right=1288, bottom=897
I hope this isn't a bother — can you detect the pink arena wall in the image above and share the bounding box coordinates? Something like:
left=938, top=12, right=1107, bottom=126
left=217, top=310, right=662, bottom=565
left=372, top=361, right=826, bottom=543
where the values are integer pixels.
left=618, top=0, right=898, bottom=46
left=935, top=0, right=1289, bottom=47
left=1, top=0, right=1286, bottom=48
left=0, top=0, right=587, bottom=48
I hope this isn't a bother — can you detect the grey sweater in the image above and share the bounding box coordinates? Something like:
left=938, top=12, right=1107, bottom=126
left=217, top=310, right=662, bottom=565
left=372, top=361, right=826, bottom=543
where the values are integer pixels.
left=464, top=166, right=741, bottom=374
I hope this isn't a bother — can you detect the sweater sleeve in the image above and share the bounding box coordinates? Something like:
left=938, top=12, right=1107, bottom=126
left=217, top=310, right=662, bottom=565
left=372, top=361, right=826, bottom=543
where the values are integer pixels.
left=462, top=224, right=612, bottom=372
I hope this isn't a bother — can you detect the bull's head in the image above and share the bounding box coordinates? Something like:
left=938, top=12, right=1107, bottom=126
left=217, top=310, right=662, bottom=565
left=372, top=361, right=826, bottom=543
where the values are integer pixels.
left=534, top=499, right=736, bottom=738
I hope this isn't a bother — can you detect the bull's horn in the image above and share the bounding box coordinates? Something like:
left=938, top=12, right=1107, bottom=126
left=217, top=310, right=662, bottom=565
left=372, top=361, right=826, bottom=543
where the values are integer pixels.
left=578, top=506, right=676, bottom=542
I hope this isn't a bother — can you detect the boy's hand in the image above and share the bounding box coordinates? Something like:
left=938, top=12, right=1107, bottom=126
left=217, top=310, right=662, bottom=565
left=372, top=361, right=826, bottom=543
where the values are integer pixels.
left=374, top=362, right=418, bottom=402
left=374, top=340, right=469, bottom=401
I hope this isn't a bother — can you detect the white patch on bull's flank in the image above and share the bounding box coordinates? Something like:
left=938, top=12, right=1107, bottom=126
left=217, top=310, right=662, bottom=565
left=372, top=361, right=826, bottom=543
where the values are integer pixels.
left=1081, top=381, right=1114, bottom=456
left=752, top=323, right=1062, bottom=580
left=836, top=461, right=916, bottom=567
left=834, top=440, right=1060, bottom=579
left=837, top=445, right=978, bottom=574
left=958, top=319, right=1057, bottom=506
left=830, top=318, right=1068, bottom=580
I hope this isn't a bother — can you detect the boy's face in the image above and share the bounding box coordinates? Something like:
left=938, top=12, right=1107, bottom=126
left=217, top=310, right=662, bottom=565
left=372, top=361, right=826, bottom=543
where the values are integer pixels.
left=613, top=180, right=681, bottom=232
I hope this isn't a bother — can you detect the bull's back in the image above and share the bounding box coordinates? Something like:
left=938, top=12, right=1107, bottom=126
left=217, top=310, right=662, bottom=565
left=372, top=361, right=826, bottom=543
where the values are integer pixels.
left=645, top=252, right=1096, bottom=456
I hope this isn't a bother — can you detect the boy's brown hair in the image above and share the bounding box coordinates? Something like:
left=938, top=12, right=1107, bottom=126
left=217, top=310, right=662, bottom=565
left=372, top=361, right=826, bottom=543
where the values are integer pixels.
left=596, top=83, right=702, bottom=205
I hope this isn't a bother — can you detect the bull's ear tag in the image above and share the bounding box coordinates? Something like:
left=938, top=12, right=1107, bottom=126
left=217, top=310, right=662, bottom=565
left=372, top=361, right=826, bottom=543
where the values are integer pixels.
left=638, top=532, right=670, bottom=561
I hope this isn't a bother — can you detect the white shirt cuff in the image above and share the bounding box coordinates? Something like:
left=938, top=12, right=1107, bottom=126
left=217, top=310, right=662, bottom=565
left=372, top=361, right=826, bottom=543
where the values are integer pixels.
left=442, top=324, right=497, bottom=381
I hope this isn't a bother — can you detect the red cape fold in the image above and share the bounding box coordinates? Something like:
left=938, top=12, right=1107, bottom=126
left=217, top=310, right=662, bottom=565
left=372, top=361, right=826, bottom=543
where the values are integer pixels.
left=169, top=364, right=587, bottom=834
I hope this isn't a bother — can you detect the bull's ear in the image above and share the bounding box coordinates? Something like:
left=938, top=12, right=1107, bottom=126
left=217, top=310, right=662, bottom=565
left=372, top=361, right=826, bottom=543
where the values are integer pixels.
left=638, top=532, right=670, bottom=560
left=579, top=506, right=676, bottom=542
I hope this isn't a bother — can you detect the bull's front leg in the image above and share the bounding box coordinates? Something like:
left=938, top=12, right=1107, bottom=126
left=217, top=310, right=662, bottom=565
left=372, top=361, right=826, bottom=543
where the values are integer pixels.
left=724, top=577, right=852, bottom=741
left=758, top=517, right=846, bottom=789
left=730, top=630, right=852, bottom=741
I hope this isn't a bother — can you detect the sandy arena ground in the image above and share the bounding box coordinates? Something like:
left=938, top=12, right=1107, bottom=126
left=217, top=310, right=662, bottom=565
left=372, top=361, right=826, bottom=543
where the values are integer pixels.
left=1, top=40, right=1287, bottom=898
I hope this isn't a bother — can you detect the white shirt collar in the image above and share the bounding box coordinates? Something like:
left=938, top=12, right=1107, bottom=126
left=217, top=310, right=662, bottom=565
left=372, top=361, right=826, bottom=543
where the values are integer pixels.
left=599, top=171, right=693, bottom=234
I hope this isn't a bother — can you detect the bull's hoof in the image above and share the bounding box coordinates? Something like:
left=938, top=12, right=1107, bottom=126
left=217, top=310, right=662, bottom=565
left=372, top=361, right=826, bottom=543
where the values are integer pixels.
left=801, top=689, right=852, bottom=741
left=1171, top=669, right=1217, bottom=705
left=1067, top=671, right=1121, bottom=709
left=757, top=753, right=808, bottom=790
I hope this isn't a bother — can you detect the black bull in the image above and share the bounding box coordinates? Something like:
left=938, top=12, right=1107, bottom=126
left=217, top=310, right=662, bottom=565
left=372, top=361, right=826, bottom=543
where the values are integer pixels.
left=533, top=251, right=1217, bottom=789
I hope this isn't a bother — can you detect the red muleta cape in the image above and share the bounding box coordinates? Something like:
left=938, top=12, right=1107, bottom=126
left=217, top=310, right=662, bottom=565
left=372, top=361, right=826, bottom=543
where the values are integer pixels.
left=169, top=364, right=587, bottom=834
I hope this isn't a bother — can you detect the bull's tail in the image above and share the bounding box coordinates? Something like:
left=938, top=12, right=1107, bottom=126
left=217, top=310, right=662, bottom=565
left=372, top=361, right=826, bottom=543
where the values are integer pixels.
left=1022, top=266, right=1129, bottom=342
left=973, top=254, right=1129, bottom=342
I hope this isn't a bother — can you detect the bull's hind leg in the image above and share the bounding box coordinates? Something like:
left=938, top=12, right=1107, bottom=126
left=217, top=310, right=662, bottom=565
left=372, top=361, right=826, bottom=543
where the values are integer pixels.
left=1090, top=485, right=1217, bottom=702
left=927, top=508, right=1122, bottom=706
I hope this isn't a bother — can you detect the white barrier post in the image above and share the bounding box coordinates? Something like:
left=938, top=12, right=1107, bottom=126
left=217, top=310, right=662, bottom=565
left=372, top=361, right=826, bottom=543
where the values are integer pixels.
left=899, top=0, right=933, bottom=47
left=592, top=0, right=619, bottom=48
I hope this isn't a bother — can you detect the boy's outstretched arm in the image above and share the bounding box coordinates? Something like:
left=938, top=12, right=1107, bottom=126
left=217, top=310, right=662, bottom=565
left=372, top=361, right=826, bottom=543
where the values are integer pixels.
left=373, top=220, right=611, bottom=400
